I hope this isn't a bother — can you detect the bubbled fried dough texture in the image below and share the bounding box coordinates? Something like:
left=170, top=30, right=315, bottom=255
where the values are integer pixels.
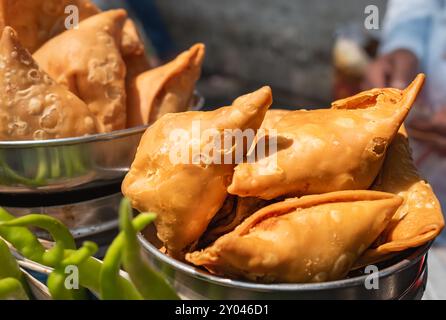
left=186, top=190, right=402, bottom=283
left=33, top=10, right=128, bottom=133
left=127, top=44, right=205, bottom=127
left=354, top=127, right=445, bottom=266
left=0, top=27, right=97, bottom=140
left=122, top=87, right=272, bottom=257
left=228, top=74, right=425, bottom=200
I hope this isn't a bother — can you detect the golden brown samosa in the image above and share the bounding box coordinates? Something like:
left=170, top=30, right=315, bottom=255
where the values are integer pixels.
left=121, top=19, right=151, bottom=80
left=186, top=190, right=402, bottom=283
left=126, top=43, right=205, bottom=127
left=355, top=127, right=444, bottom=266
left=0, top=27, right=96, bottom=140
left=33, top=10, right=127, bottom=133
left=228, top=74, right=425, bottom=200
left=122, top=87, right=272, bottom=256
left=0, top=1, right=151, bottom=97
left=0, top=0, right=100, bottom=53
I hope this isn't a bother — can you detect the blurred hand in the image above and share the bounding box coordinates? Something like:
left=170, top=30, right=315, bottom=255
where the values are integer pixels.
left=362, top=49, right=419, bottom=89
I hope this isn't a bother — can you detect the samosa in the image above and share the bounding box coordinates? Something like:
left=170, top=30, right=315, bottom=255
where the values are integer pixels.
left=33, top=10, right=128, bottom=133
left=187, top=190, right=402, bottom=283
left=122, top=87, right=272, bottom=257
left=127, top=43, right=205, bottom=127
left=0, top=27, right=96, bottom=140
left=355, top=126, right=444, bottom=266
left=0, top=0, right=100, bottom=53
left=228, top=74, right=425, bottom=200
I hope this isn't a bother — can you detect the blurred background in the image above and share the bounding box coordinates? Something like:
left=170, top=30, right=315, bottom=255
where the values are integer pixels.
left=95, top=0, right=387, bottom=107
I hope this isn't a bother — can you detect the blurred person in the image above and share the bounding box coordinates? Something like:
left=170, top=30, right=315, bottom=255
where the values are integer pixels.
left=364, top=0, right=446, bottom=225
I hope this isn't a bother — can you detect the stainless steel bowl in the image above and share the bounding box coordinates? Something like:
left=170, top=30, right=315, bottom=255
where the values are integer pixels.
left=0, top=95, right=204, bottom=194
left=138, top=227, right=430, bottom=300
left=0, top=126, right=146, bottom=193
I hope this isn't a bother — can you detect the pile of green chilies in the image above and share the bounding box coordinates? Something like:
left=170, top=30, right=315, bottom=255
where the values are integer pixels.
left=0, top=198, right=178, bottom=300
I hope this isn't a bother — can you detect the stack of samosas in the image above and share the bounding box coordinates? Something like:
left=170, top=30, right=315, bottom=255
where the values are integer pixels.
left=124, top=73, right=444, bottom=283
left=0, top=1, right=205, bottom=139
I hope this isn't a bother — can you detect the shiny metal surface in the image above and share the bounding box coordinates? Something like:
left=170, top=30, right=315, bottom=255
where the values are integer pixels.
left=0, top=95, right=204, bottom=194
left=0, top=126, right=145, bottom=193
left=5, top=193, right=122, bottom=239
left=138, top=228, right=430, bottom=300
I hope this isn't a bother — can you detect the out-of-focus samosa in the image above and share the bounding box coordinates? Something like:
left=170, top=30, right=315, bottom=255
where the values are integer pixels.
left=228, top=74, right=425, bottom=200
left=355, top=127, right=444, bottom=266
left=121, top=19, right=151, bottom=81
left=0, top=0, right=100, bottom=53
left=33, top=10, right=128, bottom=133
left=187, top=190, right=402, bottom=283
left=0, top=27, right=96, bottom=140
left=126, top=44, right=205, bottom=127
left=122, top=87, right=272, bottom=257
left=0, top=1, right=151, bottom=92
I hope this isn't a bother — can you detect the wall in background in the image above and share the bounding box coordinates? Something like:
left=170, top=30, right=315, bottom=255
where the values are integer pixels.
left=155, top=0, right=387, bottom=108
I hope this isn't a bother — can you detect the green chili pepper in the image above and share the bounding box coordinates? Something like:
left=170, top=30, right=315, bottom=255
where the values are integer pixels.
left=0, top=238, right=30, bottom=296
left=0, top=208, right=46, bottom=263
left=100, top=212, right=160, bottom=300
left=68, top=147, right=86, bottom=174
left=0, top=214, right=76, bottom=267
left=47, top=241, right=97, bottom=300
left=65, top=251, right=139, bottom=299
left=34, top=148, right=48, bottom=183
left=0, top=214, right=76, bottom=250
left=50, top=148, right=61, bottom=178
left=119, top=198, right=178, bottom=300
left=0, top=278, right=29, bottom=300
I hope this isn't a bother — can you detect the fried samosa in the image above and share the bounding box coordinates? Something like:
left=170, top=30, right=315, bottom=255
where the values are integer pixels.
left=186, top=190, right=402, bottom=283
left=0, top=0, right=100, bottom=53
left=355, top=127, right=444, bottom=266
left=33, top=10, right=128, bottom=133
left=126, top=43, right=205, bottom=127
left=122, top=87, right=272, bottom=256
left=0, top=27, right=96, bottom=140
left=121, top=19, right=151, bottom=80
left=0, top=1, right=151, bottom=96
left=228, top=74, right=425, bottom=200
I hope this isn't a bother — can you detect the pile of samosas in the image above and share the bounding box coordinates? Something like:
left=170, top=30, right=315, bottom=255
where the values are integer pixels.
left=123, top=74, right=445, bottom=283
left=0, top=0, right=205, bottom=140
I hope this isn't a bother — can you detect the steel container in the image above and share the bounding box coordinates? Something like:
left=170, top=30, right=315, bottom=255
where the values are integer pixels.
left=138, top=228, right=430, bottom=300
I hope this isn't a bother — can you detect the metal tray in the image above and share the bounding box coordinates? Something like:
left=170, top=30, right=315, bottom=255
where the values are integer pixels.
left=0, top=95, right=204, bottom=194
left=138, top=226, right=430, bottom=300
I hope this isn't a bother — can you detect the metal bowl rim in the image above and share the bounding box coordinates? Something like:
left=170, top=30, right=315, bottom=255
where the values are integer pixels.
left=138, top=233, right=431, bottom=292
left=0, top=125, right=149, bottom=148
left=0, top=92, right=205, bottom=149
